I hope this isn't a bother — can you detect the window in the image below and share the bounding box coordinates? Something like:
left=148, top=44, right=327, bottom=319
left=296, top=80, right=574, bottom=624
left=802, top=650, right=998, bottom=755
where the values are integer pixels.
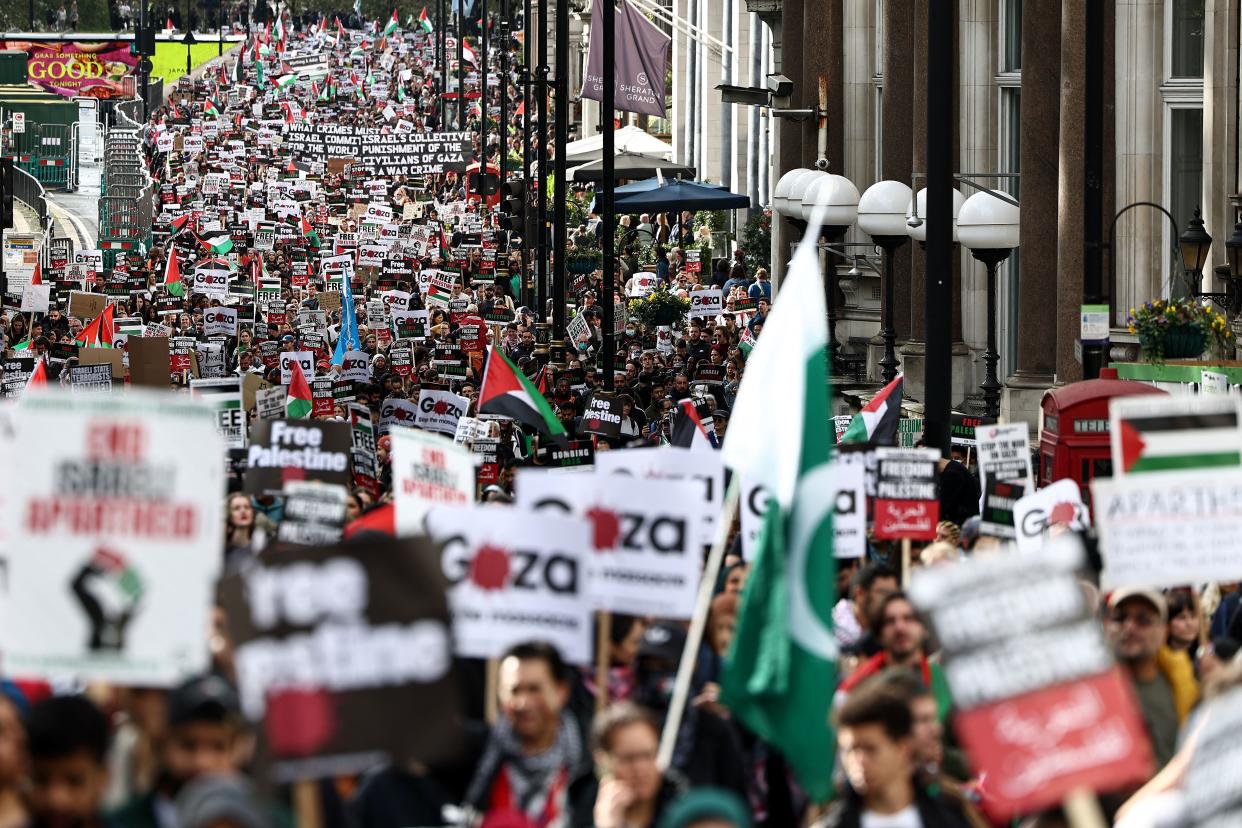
left=1003, top=0, right=1022, bottom=72
left=1170, top=0, right=1205, bottom=79
left=1168, top=106, right=1204, bottom=296
left=999, top=86, right=1021, bottom=377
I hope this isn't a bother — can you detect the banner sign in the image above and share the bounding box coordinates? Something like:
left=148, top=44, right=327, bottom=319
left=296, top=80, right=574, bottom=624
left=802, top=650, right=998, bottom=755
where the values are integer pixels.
left=219, top=537, right=460, bottom=782
left=1012, top=478, right=1089, bottom=554
left=580, top=392, right=623, bottom=441
left=245, top=419, right=352, bottom=494
left=415, top=389, right=470, bottom=437
left=0, top=392, right=223, bottom=685
left=284, top=124, right=473, bottom=176
left=190, top=377, right=247, bottom=449
left=425, top=507, right=592, bottom=665
left=0, top=40, right=138, bottom=99
left=872, top=447, right=940, bottom=541
left=909, top=539, right=1151, bottom=820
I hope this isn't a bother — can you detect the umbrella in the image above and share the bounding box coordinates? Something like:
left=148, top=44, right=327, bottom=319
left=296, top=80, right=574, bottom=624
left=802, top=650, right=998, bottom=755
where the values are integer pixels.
left=613, top=179, right=752, bottom=213
left=569, top=151, right=696, bottom=183
left=564, top=125, right=674, bottom=165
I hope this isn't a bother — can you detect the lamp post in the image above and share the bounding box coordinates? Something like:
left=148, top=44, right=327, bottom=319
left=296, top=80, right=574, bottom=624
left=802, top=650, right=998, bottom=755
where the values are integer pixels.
left=184, top=24, right=197, bottom=78
left=1179, top=207, right=1212, bottom=295
left=858, top=180, right=913, bottom=383
left=957, top=190, right=1020, bottom=420
left=801, top=173, right=859, bottom=372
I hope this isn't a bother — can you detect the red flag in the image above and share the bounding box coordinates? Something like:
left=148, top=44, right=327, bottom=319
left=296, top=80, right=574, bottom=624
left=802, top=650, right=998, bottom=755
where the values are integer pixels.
left=25, top=358, right=47, bottom=390
left=29, top=262, right=41, bottom=286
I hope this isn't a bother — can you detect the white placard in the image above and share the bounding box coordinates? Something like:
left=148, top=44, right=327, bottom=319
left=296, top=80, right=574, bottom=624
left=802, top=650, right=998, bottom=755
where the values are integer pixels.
left=1012, top=478, right=1090, bottom=554
left=203, top=306, right=238, bottom=337
left=279, top=351, right=315, bottom=386
left=594, top=447, right=724, bottom=546
left=688, top=288, right=724, bottom=320
left=415, top=389, right=470, bottom=437
left=339, top=350, right=372, bottom=382
left=392, top=428, right=475, bottom=533
left=740, top=457, right=867, bottom=561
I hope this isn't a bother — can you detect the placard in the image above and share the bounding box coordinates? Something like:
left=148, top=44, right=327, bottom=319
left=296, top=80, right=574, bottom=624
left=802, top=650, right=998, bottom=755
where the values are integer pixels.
left=245, top=419, right=352, bottom=494
left=415, top=389, right=470, bottom=437
left=872, top=447, right=940, bottom=540
left=190, top=377, right=247, bottom=449
left=1011, top=478, right=1089, bottom=553
left=975, top=422, right=1033, bottom=490
left=392, top=428, right=476, bottom=533
left=740, top=459, right=866, bottom=560
left=279, top=351, right=315, bottom=386
left=687, top=288, right=723, bottom=320
left=0, top=392, right=224, bottom=685
left=595, top=447, right=724, bottom=546
left=204, top=306, right=238, bottom=337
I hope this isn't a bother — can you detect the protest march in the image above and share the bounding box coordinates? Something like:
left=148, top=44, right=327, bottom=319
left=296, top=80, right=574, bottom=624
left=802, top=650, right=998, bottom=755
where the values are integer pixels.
left=6, top=6, right=1242, bottom=828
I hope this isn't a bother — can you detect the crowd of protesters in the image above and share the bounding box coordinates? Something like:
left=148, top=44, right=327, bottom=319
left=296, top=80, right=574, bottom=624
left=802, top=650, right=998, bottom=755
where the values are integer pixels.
left=1, top=7, right=1240, bottom=828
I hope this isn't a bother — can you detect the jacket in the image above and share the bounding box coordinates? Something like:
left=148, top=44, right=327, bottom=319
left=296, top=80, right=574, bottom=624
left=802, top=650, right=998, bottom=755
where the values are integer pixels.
left=811, top=781, right=979, bottom=828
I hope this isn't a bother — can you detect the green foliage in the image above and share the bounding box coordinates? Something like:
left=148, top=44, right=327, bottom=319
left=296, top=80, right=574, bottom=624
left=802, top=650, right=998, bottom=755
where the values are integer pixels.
left=739, top=209, right=771, bottom=272
left=627, top=284, right=689, bottom=328
left=1127, top=297, right=1234, bottom=362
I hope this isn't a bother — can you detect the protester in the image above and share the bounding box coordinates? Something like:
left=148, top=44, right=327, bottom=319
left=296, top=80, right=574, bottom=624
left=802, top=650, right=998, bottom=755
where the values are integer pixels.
left=832, top=563, right=899, bottom=654
left=0, top=690, right=26, bottom=828
left=24, top=695, right=112, bottom=828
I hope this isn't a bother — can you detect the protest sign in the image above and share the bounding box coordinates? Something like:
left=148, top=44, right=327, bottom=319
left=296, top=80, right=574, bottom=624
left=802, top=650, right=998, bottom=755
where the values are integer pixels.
left=219, top=536, right=460, bottom=782
left=517, top=472, right=706, bottom=618
left=580, top=392, right=623, bottom=441
left=415, top=389, right=470, bottom=437
left=472, top=438, right=500, bottom=486
left=275, top=481, right=348, bottom=546
left=535, top=438, right=596, bottom=469
left=688, top=288, right=723, bottom=320
left=595, top=447, right=724, bottom=546
left=378, top=398, right=419, bottom=435
left=338, top=351, right=372, bottom=382
left=392, top=428, right=475, bottom=533
left=740, top=458, right=866, bottom=560
left=255, top=386, right=286, bottom=422
left=21, top=283, right=51, bottom=313
left=279, top=351, right=315, bottom=386
left=127, top=337, right=171, bottom=388
left=909, top=539, right=1151, bottom=820
left=1091, top=469, right=1242, bottom=589
left=190, top=378, right=247, bottom=449
left=392, top=309, right=429, bottom=339
left=425, top=507, right=592, bottom=664
left=1109, top=394, right=1242, bottom=475
left=245, top=419, right=352, bottom=494
left=69, top=290, right=107, bottom=321
left=979, top=479, right=1024, bottom=540
left=348, top=404, right=380, bottom=498
left=204, top=306, right=238, bottom=337
left=872, top=448, right=940, bottom=540
left=0, top=392, right=223, bottom=685
left=975, top=422, right=1033, bottom=490
left=68, top=363, right=113, bottom=393
left=1012, top=478, right=1089, bottom=553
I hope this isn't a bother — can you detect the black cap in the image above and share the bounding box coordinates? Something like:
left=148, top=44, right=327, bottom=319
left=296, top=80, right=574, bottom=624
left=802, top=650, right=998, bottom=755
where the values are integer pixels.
left=168, top=674, right=240, bottom=727
left=638, top=622, right=686, bottom=662
left=711, top=409, right=730, bottom=420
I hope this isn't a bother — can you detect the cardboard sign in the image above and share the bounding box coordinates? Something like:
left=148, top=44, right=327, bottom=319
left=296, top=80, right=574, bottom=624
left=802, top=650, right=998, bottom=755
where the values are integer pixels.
left=190, top=377, right=247, bottom=449
left=1091, top=469, right=1242, bottom=590
left=245, top=419, right=352, bottom=494
left=373, top=396, right=417, bottom=433
left=0, top=392, right=224, bottom=685
left=580, top=392, right=623, bottom=441
left=688, top=288, right=723, bottom=320
left=69, top=290, right=107, bottom=321
left=255, top=386, right=286, bottom=422
left=976, top=422, right=1033, bottom=490
left=909, top=539, right=1151, bottom=820
left=872, top=448, right=940, bottom=541
left=204, top=306, right=239, bottom=337
left=740, top=459, right=866, bottom=560
left=425, top=507, right=592, bottom=664
left=415, top=389, right=470, bottom=437
left=392, top=429, right=476, bottom=533
left=279, top=351, right=315, bottom=386
left=219, top=537, right=461, bottom=782
left=127, top=337, right=171, bottom=388
left=1012, top=478, right=1089, bottom=553
left=516, top=473, right=707, bottom=618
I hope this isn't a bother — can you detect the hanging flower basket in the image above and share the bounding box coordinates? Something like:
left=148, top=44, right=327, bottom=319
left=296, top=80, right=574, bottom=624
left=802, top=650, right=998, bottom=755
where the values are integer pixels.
left=1129, top=299, right=1231, bottom=363
left=1140, top=324, right=1206, bottom=359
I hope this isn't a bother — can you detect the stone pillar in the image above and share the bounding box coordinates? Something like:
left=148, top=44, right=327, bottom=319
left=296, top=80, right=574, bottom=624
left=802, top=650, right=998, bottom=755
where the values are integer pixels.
left=771, top=0, right=803, bottom=285
left=802, top=0, right=843, bottom=172
left=1003, top=0, right=1060, bottom=425
left=1204, top=0, right=1239, bottom=284
left=1056, top=0, right=1086, bottom=384
left=883, top=0, right=915, bottom=342
left=902, top=0, right=929, bottom=402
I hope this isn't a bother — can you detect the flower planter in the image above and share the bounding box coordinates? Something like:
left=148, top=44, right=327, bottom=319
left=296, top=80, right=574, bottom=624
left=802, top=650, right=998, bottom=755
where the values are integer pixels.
left=1140, top=324, right=1207, bottom=360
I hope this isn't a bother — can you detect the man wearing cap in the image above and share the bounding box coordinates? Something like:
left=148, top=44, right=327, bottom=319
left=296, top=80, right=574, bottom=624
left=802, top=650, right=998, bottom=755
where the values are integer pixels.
left=710, top=410, right=728, bottom=448
left=1106, top=588, right=1199, bottom=768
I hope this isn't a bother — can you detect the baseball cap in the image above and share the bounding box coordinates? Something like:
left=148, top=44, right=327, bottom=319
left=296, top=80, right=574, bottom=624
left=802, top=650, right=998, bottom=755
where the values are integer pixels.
left=1108, top=587, right=1168, bottom=622
left=638, top=622, right=686, bottom=663
left=168, top=674, right=240, bottom=726
left=711, top=409, right=730, bottom=420
left=280, top=334, right=295, bottom=343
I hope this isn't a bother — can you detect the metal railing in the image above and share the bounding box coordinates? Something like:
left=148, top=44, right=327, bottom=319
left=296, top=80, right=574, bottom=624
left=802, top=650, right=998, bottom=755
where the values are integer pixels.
left=12, top=165, right=49, bottom=230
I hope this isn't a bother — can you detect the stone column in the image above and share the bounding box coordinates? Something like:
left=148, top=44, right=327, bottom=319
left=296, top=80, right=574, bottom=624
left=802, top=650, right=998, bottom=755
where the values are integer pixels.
left=1002, top=0, right=1060, bottom=425
left=883, top=0, right=915, bottom=342
left=1204, top=0, right=1239, bottom=283
left=1056, top=0, right=1086, bottom=384
left=902, top=0, right=930, bottom=402
left=771, top=0, right=803, bottom=285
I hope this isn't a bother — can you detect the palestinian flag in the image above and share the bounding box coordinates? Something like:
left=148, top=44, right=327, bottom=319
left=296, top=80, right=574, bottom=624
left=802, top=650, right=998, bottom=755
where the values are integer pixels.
left=300, top=215, right=321, bottom=248
left=479, top=346, right=567, bottom=443
left=839, top=373, right=903, bottom=446
left=669, top=398, right=715, bottom=451
left=75, top=305, right=116, bottom=348
left=335, top=16, right=345, bottom=45
left=24, top=357, right=47, bottom=389
left=29, top=262, right=41, bottom=286
left=284, top=156, right=311, bottom=176
left=286, top=360, right=313, bottom=419
left=276, top=73, right=297, bottom=90
left=197, top=233, right=234, bottom=256
left=273, top=14, right=286, bottom=46
left=164, top=248, right=185, bottom=297
left=1113, top=398, right=1242, bottom=474
left=461, top=37, right=477, bottom=66
left=383, top=9, right=400, bottom=35
left=90, top=548, right=144, bottom=605
left=204, top=97, right=222, bottom=117
left=170, top=213, right=193, bottom=236
left=739, top=326, right=756, bottom=357
left=12, top=338, right=31, bottom=352
left=418, top=7, right=434, bottom=32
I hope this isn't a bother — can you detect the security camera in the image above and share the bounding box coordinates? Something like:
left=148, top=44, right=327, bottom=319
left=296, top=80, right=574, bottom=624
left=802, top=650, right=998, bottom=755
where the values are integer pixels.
left=814, top=158, right=829, bottom=171
left=766, top=73, right=794, bottom=99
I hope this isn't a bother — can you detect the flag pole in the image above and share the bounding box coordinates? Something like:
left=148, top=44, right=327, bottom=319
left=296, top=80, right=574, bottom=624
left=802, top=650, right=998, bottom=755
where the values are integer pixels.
left=657, top=476, right=739, bottom=770
left=595, top=610, right=612, bottom=713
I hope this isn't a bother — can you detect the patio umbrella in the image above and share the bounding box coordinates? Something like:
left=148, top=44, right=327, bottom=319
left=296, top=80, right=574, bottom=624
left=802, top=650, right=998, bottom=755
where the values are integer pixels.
left=564, top=125, right=674, bottom=165
left=570, top=151, right=696, bottom=183
left=612, top=179, right=752, bottom=213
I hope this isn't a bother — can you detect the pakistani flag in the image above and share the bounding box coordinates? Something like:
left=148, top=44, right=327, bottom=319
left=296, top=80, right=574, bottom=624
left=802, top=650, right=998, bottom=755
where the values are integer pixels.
left=286, top=360, right=313, bottom=419
left=418, top=7, right=434, bottom=32
left=720, top=207, right=838, bottom=803
left=383, top=9, right=400, bottom=35
left=479, top=346, right=567, bottom=443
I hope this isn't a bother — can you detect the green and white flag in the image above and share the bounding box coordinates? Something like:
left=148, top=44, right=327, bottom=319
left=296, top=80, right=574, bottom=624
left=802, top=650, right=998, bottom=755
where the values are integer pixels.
left=720, top=206, right=838, bottom=802
left=276, top=73, right=297, bottom=90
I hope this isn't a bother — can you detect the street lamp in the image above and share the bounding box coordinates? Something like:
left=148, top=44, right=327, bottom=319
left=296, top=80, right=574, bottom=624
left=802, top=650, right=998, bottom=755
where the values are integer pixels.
left=803, top=173, right=859, bottom=368
left=772, top=167, right=812, bottom=218
left=957, top=190, right=1020, bottom=419
left=1179, top=207, right=1212, bottom=293
left=785, top=170, right=828, bottom=230
left=858, top=180, right=913, bottom=383
left=183, top=25, right=197, bottom=78
left=905, top=187, right=965, bottom=244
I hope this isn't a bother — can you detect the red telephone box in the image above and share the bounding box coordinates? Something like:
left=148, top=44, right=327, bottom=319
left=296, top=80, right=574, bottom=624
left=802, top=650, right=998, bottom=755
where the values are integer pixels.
left=1039, top=379, right=1167, bottom=503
